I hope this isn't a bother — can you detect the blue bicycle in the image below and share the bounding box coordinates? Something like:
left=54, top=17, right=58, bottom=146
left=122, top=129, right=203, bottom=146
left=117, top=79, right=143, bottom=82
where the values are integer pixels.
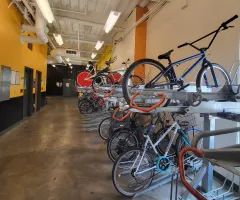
left=122, top=15, right=238, bottom=103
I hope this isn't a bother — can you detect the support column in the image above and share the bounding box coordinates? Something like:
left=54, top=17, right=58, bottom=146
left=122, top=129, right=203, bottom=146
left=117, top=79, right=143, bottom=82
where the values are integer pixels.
left=134, top=7, right=148, bottom=80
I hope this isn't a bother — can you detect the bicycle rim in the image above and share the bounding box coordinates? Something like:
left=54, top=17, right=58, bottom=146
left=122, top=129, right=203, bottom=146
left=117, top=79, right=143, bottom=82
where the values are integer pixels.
left=112, top=149, right=154, bottom=196
left=198, top=63, right=231, bottom=93
left=108, top=131, right=138, bottom=162
left=99, top=117, right=112, bottom=140
left=122, top=59, right=171, bottom=104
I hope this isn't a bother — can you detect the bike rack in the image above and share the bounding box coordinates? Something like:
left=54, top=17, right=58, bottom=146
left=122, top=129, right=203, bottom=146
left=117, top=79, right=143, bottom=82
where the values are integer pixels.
left=77, top=83, right=240, bottom=199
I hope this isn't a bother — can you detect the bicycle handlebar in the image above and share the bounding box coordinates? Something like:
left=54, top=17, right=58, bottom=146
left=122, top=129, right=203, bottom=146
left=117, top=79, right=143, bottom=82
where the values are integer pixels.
left=179, top=147, right=206, bottom=200
left=222, top=15, right=238, bottom=27
left=112, top=108, right=131, bottom=122
left=178, top=15, right=238, bottom=50
left=130, top=92, right=166, bottom=112
left=178, top=42, right=188, bottom=49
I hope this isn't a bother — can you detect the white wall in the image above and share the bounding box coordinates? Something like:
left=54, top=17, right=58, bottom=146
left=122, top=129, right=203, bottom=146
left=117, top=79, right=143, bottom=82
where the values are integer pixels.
left=112, top=9, right=136, bottom=71
left=146, top=0, right=240, bottom=184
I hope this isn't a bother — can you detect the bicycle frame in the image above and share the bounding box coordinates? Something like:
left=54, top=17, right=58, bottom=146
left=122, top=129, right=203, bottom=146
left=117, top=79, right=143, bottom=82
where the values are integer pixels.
left=149, top=52, right=219, bottom=88
left=133, top=121, right=189, bottom=176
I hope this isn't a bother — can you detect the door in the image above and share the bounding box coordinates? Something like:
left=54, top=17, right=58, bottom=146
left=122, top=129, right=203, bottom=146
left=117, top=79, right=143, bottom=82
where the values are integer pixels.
left=63, top=79, right=76, bottom=97
left=23, top=67, right=33, bottom=118
left=35, top=70, right=42, bottom=112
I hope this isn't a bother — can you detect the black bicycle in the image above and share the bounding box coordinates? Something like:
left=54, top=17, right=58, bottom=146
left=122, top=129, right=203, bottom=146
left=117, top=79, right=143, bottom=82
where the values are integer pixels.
left=122, top=15, right=238, bottom=103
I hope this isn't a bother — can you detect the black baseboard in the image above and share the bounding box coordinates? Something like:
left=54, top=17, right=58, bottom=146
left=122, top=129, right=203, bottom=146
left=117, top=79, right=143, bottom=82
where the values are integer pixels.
left=0, top=92, right=47, bottom=133
left=0, top=96, right=23, bottom=133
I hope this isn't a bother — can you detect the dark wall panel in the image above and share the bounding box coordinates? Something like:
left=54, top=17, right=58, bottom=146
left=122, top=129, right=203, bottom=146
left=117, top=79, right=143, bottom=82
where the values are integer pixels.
left=0, top=96, right=23, bottom=133
left=47, top=64, right=86, bottom=96
left=0, top=92, right=46, bottom=133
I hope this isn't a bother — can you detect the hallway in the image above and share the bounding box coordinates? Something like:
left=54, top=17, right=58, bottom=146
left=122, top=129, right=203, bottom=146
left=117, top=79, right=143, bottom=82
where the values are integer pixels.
left=0, top=97, right=124, bottom=200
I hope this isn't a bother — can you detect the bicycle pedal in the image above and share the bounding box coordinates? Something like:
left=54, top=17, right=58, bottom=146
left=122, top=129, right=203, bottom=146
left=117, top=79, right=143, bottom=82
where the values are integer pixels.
left=177, top=84, right=190, bottom=92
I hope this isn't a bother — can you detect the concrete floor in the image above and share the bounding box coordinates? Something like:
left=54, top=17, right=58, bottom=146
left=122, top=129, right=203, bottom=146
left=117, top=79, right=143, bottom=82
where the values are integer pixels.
left=0, top=97, right=127, bottom=200
left=1, top=97, right=229, bottom=200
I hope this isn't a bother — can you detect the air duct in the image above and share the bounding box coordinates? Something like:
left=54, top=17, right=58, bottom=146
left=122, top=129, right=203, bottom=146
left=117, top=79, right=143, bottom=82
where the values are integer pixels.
left=20, top=8, right=49, bottom=44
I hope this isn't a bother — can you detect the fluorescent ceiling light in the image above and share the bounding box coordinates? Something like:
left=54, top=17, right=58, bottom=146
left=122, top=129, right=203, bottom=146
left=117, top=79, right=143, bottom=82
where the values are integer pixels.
left=53, top=34, right=64, bottom=46
left=104, top=11, right=121, bottom=33
left=95, top=41, right=104, bottom=50
left=36, top=0, right=55, bottom=23
left=91, top=53, right=97, bottom=59
left=52, top=64, right=56, bottom=67
left=66, top=58, right=70, bottom=62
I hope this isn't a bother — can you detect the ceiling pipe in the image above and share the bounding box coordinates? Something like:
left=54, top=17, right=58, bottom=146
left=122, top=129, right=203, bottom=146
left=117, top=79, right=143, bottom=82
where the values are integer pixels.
left=20, top=8, right=49, bottom=44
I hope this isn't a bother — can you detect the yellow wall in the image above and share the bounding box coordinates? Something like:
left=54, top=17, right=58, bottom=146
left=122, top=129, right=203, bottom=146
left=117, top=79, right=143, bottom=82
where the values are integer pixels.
left=97, top=45, right=113, bottom=70
left=0, top=0, right=48, bottom=98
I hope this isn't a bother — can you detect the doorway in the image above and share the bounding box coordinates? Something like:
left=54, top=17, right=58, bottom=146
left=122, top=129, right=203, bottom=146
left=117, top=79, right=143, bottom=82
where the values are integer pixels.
left=35, top=70, right=42, bottom=112
left=23, top=67, right=33, bottom=118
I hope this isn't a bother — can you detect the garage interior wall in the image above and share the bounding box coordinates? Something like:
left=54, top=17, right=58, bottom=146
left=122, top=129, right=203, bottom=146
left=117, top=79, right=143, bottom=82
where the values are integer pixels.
left=0, top=0, right=48, bottom=133
left=112, top=9, right=136, bottom=70
left=146, top=0, right=240, bottom=184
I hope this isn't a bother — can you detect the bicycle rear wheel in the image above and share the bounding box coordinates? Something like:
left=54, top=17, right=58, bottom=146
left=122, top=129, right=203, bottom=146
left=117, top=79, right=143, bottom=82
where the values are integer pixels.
left=196, top=63, right=231, bottom=92
left=79, top=99, right=94, bottom=115
left=112, top=148, right=154, bottom=197
left=122, top=59, right=171, bottom=104
left=107, top=130, right=138, bottom=162
left=98, top=117, right=112, bottom=140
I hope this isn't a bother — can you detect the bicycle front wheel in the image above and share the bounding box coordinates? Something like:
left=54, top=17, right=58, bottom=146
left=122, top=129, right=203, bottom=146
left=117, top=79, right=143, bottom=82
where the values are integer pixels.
left=122, top=59, right=171, bottom=104
left=112, top=148, right=154, bottom=197
left=196, top=63, right=231, bottom=93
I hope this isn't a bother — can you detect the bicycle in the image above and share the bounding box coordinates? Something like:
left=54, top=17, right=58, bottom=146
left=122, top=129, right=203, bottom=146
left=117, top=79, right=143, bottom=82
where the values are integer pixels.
left=122, top=15, right=238, bottom=103
left=112, top=93, right=202, bottom=196
left=91, top=58, right=143, bottom=92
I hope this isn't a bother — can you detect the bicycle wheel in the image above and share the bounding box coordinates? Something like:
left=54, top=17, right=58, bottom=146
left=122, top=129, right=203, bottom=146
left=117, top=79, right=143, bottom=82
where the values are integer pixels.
left=98, top=117, right=112, bottom=140
left=196, top=63, right=231, bottom=93
left=92, top=74, right=113, bottom=92
left=107, top=130, right=138, bottom=162
left=112, top=148, right=154, bottom=197
left=122, top=59, right=172, bottom=104
left=79, top=99, right=94, bottom=115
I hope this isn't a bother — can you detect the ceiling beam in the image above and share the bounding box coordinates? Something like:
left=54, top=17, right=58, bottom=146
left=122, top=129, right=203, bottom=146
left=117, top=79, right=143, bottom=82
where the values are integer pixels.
left=55, top=16, right=125, bottom=32
left=64, top=38, right=112, bottom=45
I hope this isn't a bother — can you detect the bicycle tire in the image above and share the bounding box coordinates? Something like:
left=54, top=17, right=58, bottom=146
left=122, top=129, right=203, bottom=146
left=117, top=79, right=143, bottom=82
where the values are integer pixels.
left=112, top=148, right=154, bottom=197
left=196, top=63, right=231, bottom=92
left=79, top=99, right=94, bottom=115
left=98, top=117, right=112, bottom=140
left=107, top=130, right=138, bottom=162
left=122, top=58, right=172, bottom=104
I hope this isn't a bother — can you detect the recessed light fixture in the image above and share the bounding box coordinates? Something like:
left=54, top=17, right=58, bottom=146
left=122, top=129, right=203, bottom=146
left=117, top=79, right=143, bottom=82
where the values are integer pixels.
left=69, top=63, right=72, bottom=66
left=91, top=53, right=97, bottom=59
left=95, top=41, right=104, bottom=50
left=36, top=0, right=55, bottom=23
left=52, top=64, right=56, bottom=67
left=104, top=11, right=121, bottom=33
left=53, top=34, right=64, bottom=45
left=66, top=57, right=70, bottom=62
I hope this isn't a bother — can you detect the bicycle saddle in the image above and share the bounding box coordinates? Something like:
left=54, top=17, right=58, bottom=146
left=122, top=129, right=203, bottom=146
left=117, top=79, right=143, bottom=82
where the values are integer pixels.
left=158, top=49, right=174, bottom=60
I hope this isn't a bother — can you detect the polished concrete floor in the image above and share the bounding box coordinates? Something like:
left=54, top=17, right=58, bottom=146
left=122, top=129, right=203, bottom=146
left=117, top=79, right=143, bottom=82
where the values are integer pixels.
left=0, top=97, right=207, bottom=200
left=0, top=97, right=129, bottom=200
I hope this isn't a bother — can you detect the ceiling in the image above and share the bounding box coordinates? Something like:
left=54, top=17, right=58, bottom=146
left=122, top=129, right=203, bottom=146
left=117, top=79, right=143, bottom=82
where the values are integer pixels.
left=41, top=0, right=145, bottom=65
